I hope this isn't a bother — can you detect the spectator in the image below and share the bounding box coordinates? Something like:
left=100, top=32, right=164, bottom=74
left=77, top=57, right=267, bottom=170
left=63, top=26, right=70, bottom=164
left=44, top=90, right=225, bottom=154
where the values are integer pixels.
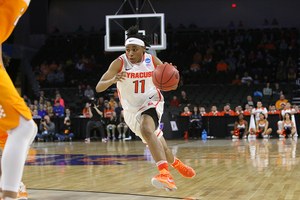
left=76, top=25, right=84, bottom=32
left=276, top=61, right=286, bottom=81
left=253, top=74, right=260, bottom=84
left=220, top=104, right=235, bottom=116
left=264, top=40, right=276, bottom=50
left=216, top=60, right=227, bottom=73
left=231, top=113, right=249, bottom=139
left=65, top=108, right=76, bottom=118
left=179, top=91, right=190, bottom=106
left=287, top=63, right=297, bottom=81
left=252, top=101, right=268, bottom=121
left=281, top=102, right=296, bottom=119
left=237, top=21, right=244, bottom=27
left=227, top=61, right=236, bottom=73
left=23, top=95, right=31, bottom=105
left=47, top=70, right=56, bottom=83
left=55, top=117, right=74, bottom=141
left=106, top=111, right=118, bottom=140
left=245, top=95, right=255, bottom=108
left=45, top=101, right=54, bottom=118
left=39, top=96, right=46, bottom=107
left=117, top=111, right=128, bottom=140
left=98, top=97, right=105, bottom=108
left=85, top=102, right=106, bottom=143
left=55, top=69, right=65, bottom=83
left=276, top=95, right=288, bottom=110
left=235, top=105, right=243, bottom=115
left=75, top=60, right=84, bottom=71
left=181, top=106, right=192, bottom=116
left=243, top=104, right=251, bottom=115
left=263, top=83, right=272, bottom=96
left=225, top=54, right=237, bottom=65
left=272, top=18, right=279, bottom=25
left=273, top=83, right=283, bottom=95
left=241, top=72, right=253, bottom=85
left=104, top=103, right=114, bottom=119
left=36, top=115, right=55, bottom=141
left=83, top=102, right=91, bottom=118
left=208, top=106, right=221, bottom=116
left=294, top=105, right=300, bottom=113
left=234, top=32, right=244, bottom=43
left=53, top=101, right=65, bottom=118
left=232, top=74, right=241, bottom=84
left=32, top=109, right=41, bottom=119
left=38, top=104, right=47, bottom=118
left=115, top=102, right=123, bottom=118
left=188, top=106, right=202, bottom=139
left=228, top=21, right=235, bottom=28
left=109, top=96, right=117, bottom=108
left=268, top=104, right=281, bottom=114
left=280, top=39, right=288, bottom=50
left=263, top=19, right=269, bottom=26
left=76, top=85, right=84, bottom=97
left=84, top=85, right=94, bottom=100
left=204, top=52, right=212, bottom=63
left=199, top=107, right=208, bottom=116
left=33, top=100, right=39, bottom=109
left=54, top=94, right=65, bottom=108
left=170, top=96, right=179, bottom=106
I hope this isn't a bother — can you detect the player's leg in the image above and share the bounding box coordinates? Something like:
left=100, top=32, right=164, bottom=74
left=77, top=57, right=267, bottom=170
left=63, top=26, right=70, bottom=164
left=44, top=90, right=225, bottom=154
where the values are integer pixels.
left=140, top=114, right=177, bottom=191
left=159, top=136, right=195, bottom=178
left=2, top=115, right=36, bottom=199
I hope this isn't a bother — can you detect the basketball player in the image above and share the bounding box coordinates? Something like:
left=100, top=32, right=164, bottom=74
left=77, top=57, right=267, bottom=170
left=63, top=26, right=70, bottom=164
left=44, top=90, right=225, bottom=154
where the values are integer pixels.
left=251, top=113, right=272, bottom=138
left=0, top=0, right=37, bottom=199
left=96, top=26, right=195, bottom=191
left=231, top=113, right=248, bottom=139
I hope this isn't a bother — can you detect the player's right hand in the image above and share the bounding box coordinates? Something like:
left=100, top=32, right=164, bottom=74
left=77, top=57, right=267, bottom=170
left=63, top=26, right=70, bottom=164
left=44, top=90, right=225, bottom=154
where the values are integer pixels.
left=112, top=72, right=126, bottom=83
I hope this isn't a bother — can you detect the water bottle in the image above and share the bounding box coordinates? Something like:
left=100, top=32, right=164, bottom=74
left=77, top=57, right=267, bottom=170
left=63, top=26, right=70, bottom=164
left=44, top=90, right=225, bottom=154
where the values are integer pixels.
left=202, top=129, right=207, bottom=140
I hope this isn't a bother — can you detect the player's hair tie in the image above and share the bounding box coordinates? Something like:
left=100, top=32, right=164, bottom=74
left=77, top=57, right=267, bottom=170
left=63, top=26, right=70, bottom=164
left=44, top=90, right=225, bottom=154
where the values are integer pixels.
left=125, top=37, right=145, bottom=46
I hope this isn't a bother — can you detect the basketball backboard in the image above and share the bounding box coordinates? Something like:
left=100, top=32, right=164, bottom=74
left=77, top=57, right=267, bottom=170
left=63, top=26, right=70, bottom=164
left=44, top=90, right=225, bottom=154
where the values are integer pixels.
left=105, top=13, right=166, bottom=52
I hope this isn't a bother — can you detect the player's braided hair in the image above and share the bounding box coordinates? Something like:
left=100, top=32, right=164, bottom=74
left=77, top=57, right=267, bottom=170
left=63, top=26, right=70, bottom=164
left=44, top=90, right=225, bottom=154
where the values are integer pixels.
left=126, top=25, right=151, bottom=47
left=2, top=52, right=11, bottom=68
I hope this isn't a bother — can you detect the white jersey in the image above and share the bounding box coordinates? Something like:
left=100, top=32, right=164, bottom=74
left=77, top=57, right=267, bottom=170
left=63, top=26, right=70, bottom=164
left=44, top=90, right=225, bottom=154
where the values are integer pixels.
left=281, top=108, right=295, bottom=117
left=117, top=53, right=164, bottom=113
left=252, top=107, right=268, bottom=121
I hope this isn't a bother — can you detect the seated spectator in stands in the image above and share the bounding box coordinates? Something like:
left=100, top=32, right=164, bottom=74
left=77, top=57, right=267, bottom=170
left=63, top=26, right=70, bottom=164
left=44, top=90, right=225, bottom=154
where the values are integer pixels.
left=39, top=96, right=46, bottom=107
left=232, top=74, right=241, bottom=85
left=76, top=85, right=84, bottom=97
left=47, top=70, right=56, bottom=83
left=33, top=100, right=39, bottom=109
left=55, top=69, right=65, bottom=83
left=181, top=106, right=192, bottom=116
left=208, top=106, right=221, bottom=116
left=83, top=103, right=91, bottom=118
left=241, top=72, right=253, bottom=85
left=115, top=102, right=123, bottom=118
left=235, top=32, right=244, bottom=43
left=276, top=61, right=286, bottom=81
left=225, top=54, right=237, bottom=65
left=98, top=97, right=105, bottom=108
left=54, top=94, right=65, bottom=108
left=104, top=103, right=114, bottom=119
left=228, top=21, right=235, bottom=28
left=272, top=18, right=279, bottom=25
left=216, top=60, right=228, bottom=73
left=265, top=40, right=276, bottom=50
left=237, top=21, right=244, bottom=27
left=193, top=52, right=202, bottom=63
left=294, top=105, right=300, bottom=113
left=117, top=111, right=128, bottom=139
left=235, top=105, right=243, bottom=115
left=276, top=95, right=288, bottom=110
left=268, top=104, right=281, bottom=114
left=179, top=91, right=190, bottom=106
left=170, top=96, right=179, bottom=107
left=109, top=96, right=117, bottom=108
left=253, top=74, right=260, bottom=84
left=106, top=111, right=118, bottom=140
left=227, top=61, right=236, bottom=73
left=84, top=85, right=94, bottom=100
left=204, top=52, right=212, bottom=63
left=38, top=104, right=47, bottom=118
left=199, top=106, right=208, bottom=116
left=23, top=95, right=31, bottom=105
left=256, top=51, right=264, bottom=60
left=49, top=60, right=58, bottom=71
left=188, top=106, right=202, bottom=139
left=243, top=104, right=251, bottom=115
left=55, top=117, right=74, bottom=141
left=85, top=102, right=106, bottom=143
left=263, top=83, right=272, bottom=96
left=273, top=83, right=283, bottom=95
left=45, top=101, right=54, bottom=118
left=231, top=113, right=249, bottom=139
left=66, top=58, right=73, bottom=66
left=220, top=104, right=235, bottom=116
left=280, top=39, right=288, bottom=50
left=287, top=64, right=297, bottom=81
left=29, top=104, right=34, bottom=113
left=53, top=101, right=65, bottom=118
left=36, top=115, right=55, bottom=142
left=75, top=60, right=84, bottom=71
left=32, top=109, right=41, bottom=119
left=65, top=108, right=76, bottom=118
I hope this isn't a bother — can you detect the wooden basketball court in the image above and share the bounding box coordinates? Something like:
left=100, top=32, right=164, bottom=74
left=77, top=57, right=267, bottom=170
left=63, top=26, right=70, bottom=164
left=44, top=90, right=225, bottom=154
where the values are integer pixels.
left=22, top=138, right=299, bottom=200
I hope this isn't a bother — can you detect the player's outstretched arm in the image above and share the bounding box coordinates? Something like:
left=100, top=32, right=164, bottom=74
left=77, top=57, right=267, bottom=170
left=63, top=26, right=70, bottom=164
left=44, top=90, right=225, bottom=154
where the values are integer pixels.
left=96, top=59, right=125, bottom=93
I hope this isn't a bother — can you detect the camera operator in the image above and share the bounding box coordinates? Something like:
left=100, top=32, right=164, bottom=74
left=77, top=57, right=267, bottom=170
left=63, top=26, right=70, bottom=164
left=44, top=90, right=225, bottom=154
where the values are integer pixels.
left=55, top=117, right=74, bottom=141
left=36, top=115, right=55, bottom=141
left=85, top=101, right=106, bottom=143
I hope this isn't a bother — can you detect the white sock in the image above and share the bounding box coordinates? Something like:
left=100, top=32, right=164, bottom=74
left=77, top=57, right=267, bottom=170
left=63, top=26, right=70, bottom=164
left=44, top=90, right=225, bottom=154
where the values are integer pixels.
left=156, top=160, right=167, bottom=166
left=2, top=116, right=36, bottom=192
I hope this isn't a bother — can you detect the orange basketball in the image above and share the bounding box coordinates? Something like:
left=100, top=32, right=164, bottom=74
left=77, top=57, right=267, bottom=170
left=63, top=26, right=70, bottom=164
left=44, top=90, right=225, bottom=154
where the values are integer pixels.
left=152, top=63, right=180, bottom=91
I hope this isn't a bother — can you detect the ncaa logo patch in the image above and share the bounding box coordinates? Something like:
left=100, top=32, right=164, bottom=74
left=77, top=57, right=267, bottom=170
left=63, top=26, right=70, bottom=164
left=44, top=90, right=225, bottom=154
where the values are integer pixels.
left=145, top=58, right=151, bottom=63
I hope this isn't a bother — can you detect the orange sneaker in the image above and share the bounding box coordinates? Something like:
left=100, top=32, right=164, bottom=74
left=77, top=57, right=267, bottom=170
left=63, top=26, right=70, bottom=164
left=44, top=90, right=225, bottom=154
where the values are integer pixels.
left=171, top=158, right=196, bottom=178
left=151, top=169, right=177, bottom=192
left=17, top=182, right=28, bottom=200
